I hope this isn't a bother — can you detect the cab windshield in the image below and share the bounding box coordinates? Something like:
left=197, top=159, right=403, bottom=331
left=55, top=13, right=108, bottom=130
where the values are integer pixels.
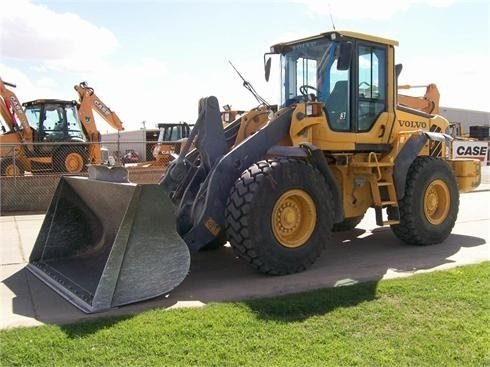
left=158, top=126, right=182, bottom=142
left=24, top=105, right=42, bottom=130
left=24, top=103, right=86, bottom=140
left=280, top=38, right=348, bottom=107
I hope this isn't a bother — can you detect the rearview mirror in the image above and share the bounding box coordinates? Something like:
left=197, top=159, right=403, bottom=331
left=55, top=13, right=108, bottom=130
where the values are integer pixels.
left=337, top=41, right=353, bottom=71
left=264, top=55, right=272, bottom=82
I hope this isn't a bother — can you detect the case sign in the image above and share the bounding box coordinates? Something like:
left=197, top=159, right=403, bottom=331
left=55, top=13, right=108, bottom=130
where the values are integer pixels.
left=452, top=141, right=488, bottom=165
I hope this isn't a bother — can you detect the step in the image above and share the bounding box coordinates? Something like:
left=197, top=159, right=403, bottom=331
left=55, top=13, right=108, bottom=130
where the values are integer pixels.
left=383, top=219, right=400, bottom=225
left=381, top=201, right=397, bottom=206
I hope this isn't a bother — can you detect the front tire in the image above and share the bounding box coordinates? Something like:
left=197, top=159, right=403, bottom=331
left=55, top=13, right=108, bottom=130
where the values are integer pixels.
left=225, top=158, right=334, bottom=275
left=54, top=147, right=87, bottom=173
left=390, top=157, right=459, bottom=245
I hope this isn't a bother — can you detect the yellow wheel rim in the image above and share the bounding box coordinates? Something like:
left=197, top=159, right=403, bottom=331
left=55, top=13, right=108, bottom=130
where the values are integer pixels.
left=5, top=164, right=21, bottom=176
left=271, top=189, right=316, bottom=248
left=424, top=179, right=450, bottom=225
left=65, top=153, right=84, bottom=173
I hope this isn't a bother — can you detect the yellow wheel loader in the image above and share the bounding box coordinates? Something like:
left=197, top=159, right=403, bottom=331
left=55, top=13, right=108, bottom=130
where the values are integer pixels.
left=28, top=30, right=481, bottom=313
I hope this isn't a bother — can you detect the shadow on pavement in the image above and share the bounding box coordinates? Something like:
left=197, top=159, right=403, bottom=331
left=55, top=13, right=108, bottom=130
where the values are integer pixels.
left=244, top=280, right=379, bottom=323
left=2, top=227, right=486, bottom=333
left=243, top=229, right=486, bottom=322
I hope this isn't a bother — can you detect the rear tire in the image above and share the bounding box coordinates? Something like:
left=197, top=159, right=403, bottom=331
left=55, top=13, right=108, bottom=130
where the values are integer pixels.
left=390, top=157, right=459, bottom=245
left=0, top=158, right=25, bottom=176
left=225, top=158, right=334, bottom=275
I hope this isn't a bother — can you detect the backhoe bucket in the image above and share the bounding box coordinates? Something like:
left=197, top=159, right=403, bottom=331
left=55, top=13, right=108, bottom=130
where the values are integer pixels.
left=27, top=176, right=190, bottom=313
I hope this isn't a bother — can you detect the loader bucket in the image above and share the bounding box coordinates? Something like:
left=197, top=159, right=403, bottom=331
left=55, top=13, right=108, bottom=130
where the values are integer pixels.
left=27, top=176, right=190, bottom=313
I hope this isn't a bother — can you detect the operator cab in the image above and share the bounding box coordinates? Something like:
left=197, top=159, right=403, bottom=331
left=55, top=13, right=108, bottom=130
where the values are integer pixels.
left=266, top=31, right=398, bottom=138
left=22, top=99, right=86, bottom=156
left=154, top=122, right=193, bottom=157
left=23, top=99, right=86, bottom=142
left=156, top=122, right=192, bottom=143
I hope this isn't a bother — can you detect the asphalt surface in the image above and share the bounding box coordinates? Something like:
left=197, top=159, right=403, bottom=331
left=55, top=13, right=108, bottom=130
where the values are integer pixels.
left=1, top=167, right=489, bottom=329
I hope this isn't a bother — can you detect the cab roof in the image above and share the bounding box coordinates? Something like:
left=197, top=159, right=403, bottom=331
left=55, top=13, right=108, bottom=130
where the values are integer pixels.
left=270, top=30, right=398, bottom=53
left=22, top=99, right=78, bottom=107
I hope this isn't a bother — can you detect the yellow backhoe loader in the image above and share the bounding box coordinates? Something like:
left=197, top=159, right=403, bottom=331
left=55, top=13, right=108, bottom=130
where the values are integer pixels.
left=0, top=81, right=123, bottom=175
left=28, top=30, right=481, bottom=313
left=147, top=122, right=193, bottom=167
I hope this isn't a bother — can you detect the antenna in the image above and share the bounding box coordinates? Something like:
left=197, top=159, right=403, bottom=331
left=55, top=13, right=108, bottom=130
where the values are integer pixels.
left=228, top=61, right=270, bottom=107
left=329, top=3, right=336, bottom=30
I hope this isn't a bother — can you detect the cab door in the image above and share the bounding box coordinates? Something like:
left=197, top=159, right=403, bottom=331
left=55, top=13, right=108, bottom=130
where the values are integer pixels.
left=354, top=42, right=394, bottom=148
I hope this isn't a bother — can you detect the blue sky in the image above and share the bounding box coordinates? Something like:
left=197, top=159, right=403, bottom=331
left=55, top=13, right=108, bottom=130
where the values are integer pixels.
left=1, top=0, right=489, bottom=132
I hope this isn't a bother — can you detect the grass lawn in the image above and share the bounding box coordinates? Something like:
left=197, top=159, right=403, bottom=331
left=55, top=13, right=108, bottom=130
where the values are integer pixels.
left=1, top=262, right=489, bottom=367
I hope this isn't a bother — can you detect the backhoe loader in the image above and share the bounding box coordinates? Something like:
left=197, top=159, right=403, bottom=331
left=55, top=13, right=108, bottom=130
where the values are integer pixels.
left=28, top=30, right=481, bottom=313
left=142, top=122, right=192, bottom=167
left=0, top=81, right=123, bottom=175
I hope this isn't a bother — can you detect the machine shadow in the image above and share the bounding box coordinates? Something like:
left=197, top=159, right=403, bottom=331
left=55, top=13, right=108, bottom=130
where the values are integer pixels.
left=2, top=227, right=486, bottom=333
left=242, top=229, right=486, bottom=322
left=188, top=228, right=485, bottom=322
left=244, top=279, right=379, bottom=323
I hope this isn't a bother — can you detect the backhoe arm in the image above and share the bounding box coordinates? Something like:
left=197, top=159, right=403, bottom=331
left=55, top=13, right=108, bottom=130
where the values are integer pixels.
left=74, top=82, right=124, bottom=163
left=0, top=78, right=33, bottom=146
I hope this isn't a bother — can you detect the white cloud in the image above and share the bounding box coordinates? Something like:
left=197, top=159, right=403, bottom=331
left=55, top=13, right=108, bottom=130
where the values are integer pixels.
left=0, top=1, right=173, bottom=131
left=0, top=63, right=61, bottom=101
left=294, top=0, right=459, bottom=20
left=0, top=0, right=117, bottom=72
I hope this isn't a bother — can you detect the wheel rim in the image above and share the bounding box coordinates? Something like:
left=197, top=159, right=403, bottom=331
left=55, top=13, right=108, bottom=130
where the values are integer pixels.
left=4, top=164, right=21, bottom=176
left=272, top=189, right=316, bottom=248
left=65, top=153, right=84, bottom=173
left=423, top=179, right=450, bottom=225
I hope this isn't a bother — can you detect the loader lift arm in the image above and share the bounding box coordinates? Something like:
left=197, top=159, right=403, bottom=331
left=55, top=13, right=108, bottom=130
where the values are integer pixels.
left=397, top=83, right=440, bottom=114
left=161, top=96, right=343, bottom=250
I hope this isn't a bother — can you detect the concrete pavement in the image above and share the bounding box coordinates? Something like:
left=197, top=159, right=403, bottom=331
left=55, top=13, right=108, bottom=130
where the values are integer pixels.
left=1, top=167, right=489, bottom=329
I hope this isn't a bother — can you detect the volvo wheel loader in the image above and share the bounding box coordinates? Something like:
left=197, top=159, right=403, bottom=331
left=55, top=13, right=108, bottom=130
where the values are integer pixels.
left=28, top=30, right=481, bottom=313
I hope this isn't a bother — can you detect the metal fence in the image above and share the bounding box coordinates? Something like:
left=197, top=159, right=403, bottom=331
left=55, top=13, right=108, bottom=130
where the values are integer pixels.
left=0, top=140, right=177, bottom=214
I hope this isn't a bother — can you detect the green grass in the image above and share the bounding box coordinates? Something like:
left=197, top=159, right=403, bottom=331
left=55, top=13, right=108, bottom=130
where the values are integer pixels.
left=1, top=262, right=489, bottom=367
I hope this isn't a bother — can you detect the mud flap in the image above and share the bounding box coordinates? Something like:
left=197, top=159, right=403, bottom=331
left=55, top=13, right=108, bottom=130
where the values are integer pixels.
left=27, top=176, right=190, bottom=313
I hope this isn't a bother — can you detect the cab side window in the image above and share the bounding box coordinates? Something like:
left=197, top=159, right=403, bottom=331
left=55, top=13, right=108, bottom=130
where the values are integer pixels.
left=358, top=45, right=387, bottom=131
